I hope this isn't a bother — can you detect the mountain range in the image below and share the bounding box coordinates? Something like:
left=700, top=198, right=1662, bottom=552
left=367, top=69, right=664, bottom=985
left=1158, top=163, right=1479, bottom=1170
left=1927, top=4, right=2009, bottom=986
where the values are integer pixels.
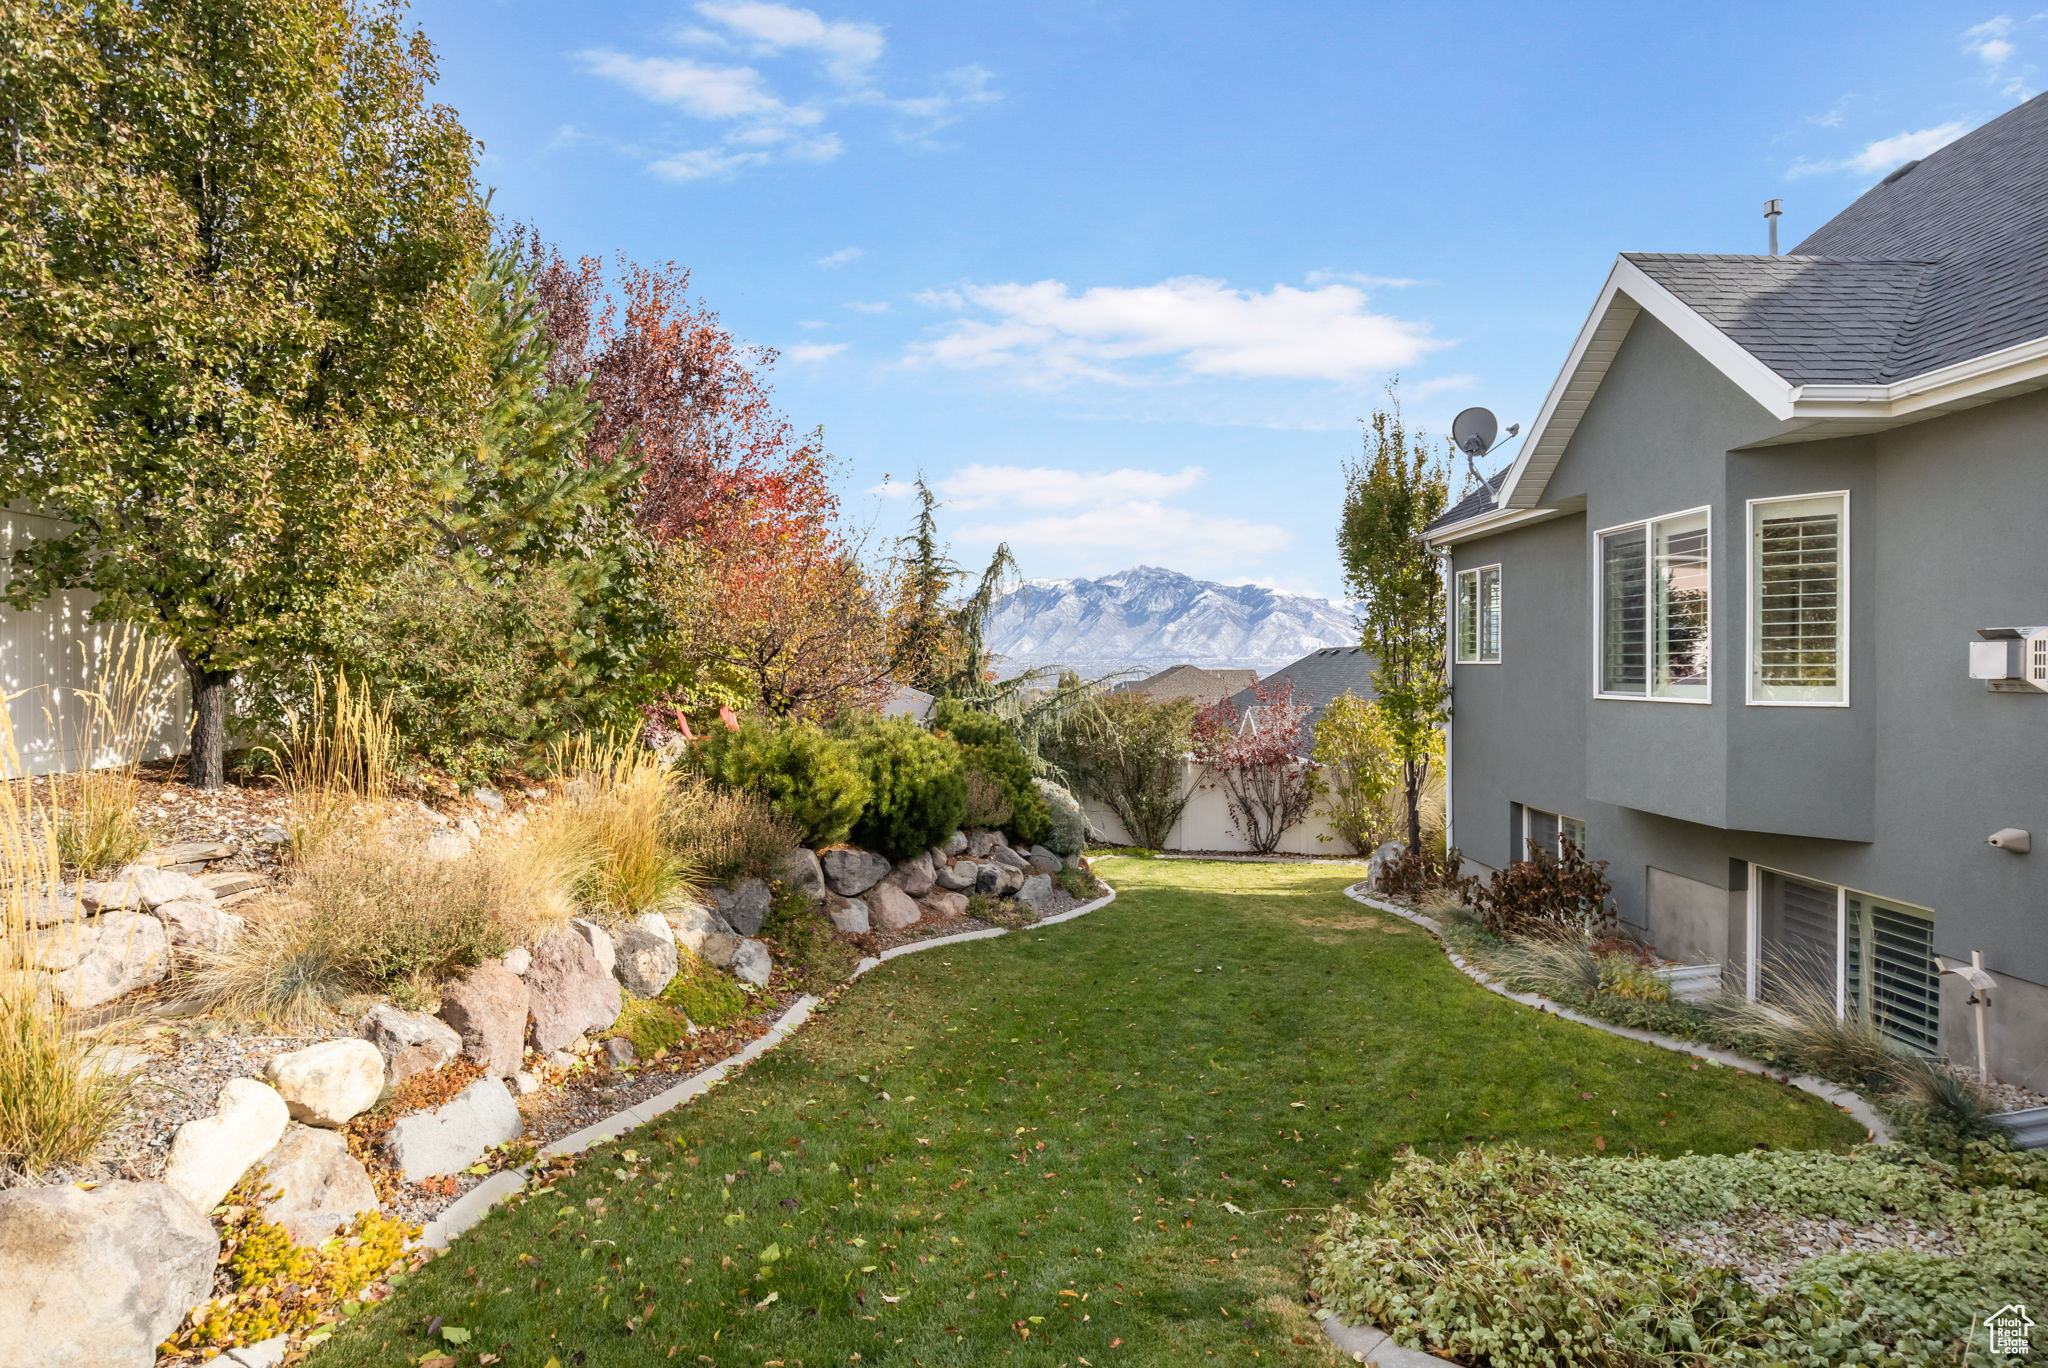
left=986, top=566, right=1357, bottom=676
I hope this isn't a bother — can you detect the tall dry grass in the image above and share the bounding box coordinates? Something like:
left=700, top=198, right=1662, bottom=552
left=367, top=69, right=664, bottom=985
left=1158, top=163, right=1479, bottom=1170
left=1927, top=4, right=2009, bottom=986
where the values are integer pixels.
left=541, top=734, right=694, bottom=915
left=668, top=777, right=799, bottom=886
left=261, top=671, right=396, bottom=862
left=46, top=627, right=178, bottom=874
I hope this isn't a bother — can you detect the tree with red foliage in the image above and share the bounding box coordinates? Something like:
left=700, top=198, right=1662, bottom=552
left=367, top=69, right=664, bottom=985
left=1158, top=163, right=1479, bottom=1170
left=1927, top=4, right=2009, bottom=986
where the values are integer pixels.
left=1192, top=678, right=1321, bottom=854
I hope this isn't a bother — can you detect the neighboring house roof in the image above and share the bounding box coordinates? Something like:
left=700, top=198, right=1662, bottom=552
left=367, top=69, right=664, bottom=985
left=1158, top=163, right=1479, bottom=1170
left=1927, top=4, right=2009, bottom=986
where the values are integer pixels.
left=1429, top=91, right=2048, bottom=544
left=1112, top=664, right=1258, bottom=707
left=879, top=683, right=936, bottom=723
left=1225, top=646, right=1378, bottom=752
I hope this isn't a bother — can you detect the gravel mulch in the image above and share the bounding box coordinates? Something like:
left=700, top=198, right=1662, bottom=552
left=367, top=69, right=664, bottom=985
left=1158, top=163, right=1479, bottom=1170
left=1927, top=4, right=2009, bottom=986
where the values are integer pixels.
left=1672, top=1212, right=1964, bottom=1295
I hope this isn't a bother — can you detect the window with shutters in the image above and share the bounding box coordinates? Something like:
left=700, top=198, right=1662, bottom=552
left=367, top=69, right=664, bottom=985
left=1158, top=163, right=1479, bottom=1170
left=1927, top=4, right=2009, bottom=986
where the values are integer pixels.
left=1597, top=508, right=1709, bottom=700
left=1456, top=564, right=1501, bottom=664
left=1749, top=864, right=1939, bottom=1055
left=1749, top=492, right=1848, bottom=705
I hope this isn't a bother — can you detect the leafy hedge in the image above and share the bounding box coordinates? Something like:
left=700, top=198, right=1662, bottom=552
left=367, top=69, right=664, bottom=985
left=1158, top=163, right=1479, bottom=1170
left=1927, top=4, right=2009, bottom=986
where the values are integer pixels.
left=833, top=713, right=968, bottom=861
left=1312, top=1143, right=2048, bottom=1368
left=933, top=699, right=1050, bottom=848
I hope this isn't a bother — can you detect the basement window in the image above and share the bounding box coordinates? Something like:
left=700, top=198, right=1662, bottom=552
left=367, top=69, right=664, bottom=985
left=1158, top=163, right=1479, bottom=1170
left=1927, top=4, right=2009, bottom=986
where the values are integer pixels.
left=1749, top=865, right=1938, bottom=1055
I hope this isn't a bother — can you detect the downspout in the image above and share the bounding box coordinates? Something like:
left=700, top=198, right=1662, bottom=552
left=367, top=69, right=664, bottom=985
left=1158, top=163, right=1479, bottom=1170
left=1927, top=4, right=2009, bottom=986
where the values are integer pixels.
left=1436, top=541, right=1456, bottom=861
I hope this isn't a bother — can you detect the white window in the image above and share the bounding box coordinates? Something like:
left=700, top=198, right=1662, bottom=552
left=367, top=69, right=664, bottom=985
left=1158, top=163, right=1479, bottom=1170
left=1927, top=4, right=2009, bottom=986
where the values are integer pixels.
left=1456, top=564, right=1501, bottom=664
left=1749, top=493, right=1848, bottom=705
left=1597, top=508, right=1710, bottom=700
left=1519, top=805, right=1585, bottom=859
left=1749, top=866, right=1938, bottom=1055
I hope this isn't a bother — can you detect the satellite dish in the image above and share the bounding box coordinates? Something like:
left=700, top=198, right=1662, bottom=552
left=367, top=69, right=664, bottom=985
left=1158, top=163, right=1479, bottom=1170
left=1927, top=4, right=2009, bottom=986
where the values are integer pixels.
left=1451, top=407, right=1499, bottom=457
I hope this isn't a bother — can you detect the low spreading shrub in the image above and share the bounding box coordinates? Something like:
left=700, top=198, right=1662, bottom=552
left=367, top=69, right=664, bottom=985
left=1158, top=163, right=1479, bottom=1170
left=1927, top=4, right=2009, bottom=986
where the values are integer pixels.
left=614, top=995, right=690, bottom=1057
left=761, top=884, right=857, bottom=993
left=833, top=713, right=968, bottom=862
left=1378, top=846, right=1477, bottom=903
left=667, top=777, right=800, bottom=886
left=934, top=701, right=1051, bottom=848
left=1053, top=863, right=1105, bottom=901
left=1471, top=841, right=1617, bottom=939
left=660, top=951, right=751, bottom=1028
left=690, top=717, right=869, bottom=848
left=1313, top=1143, right=2048, bottom=1368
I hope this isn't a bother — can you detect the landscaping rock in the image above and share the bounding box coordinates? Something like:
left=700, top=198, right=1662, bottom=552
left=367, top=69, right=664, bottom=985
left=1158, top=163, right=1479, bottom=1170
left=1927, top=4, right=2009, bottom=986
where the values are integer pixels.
left=604, top=1036, right=637, bottom=1066
left=1033, top=779, right=1088, bottom=857
left=986, top=844, right=1027, bottom=872
left=921, top=890, right=969, bottom=920
left=769, top=847, right=825, bottom=900
left=997, top=863, right=1027, bottom=895
left=265, top=1038, right=385, bottom=1127
left=512, top=1070, right=540, bottom=1095
left=1366, top=840, right=1407, bottom=893
left=973, top=865, right=1002, bottom=895
left=502, top=945, right=532, bottom=975
left=822, top=848, right=891, bottom=896
left=77, top=877, right=144, bottom=913
left=868, top=881, right=922, bottom=931
left=941, top=830, right=969, bottom=857
left=0, top=1179, right=218, bottom=1368
left=217, top=1334, right=290, bottom=1367
left=472, top=785, right=507, bottom=813
left=30, top=911, right=170, bottom=1010
left=358, top=1004, right=462, bottom=1085
left=20, top=884, right=79, bottom=928
left=715, top=877, right=773, bottom=937
left=114, top=864, right=215, bottom=909
left=139, top=841, right=235, bottom=867
left=668, top=900, right=737, bottom=955
left=966, top=830, right=997, bottom=857
left=196, top=870, right=265, bottom=898
left=382, top=1078, right=521, bottom=1181
left=730, top=938, right=772, bottom=986
left=422, top=829, right=471, bottom=861
left=255, top=823, right=290, bottom=845
left=935, top=860, right=977, bottom=892
left=153, top=897, right=241, bottom=952
left=1026, top=844, right=1063, bottom=875
left=162, top=1077, right=290, bottom=1213
left=825, top=894, right=870, bottom=935
left=614, top=915, right=680, bottom=997
left=572, top=918, right=617, bottom=977
left=527, top=929, right=623, bottom=1054
left=1016, top=874, right=1055, bottom=915
left=438, top=962, right=530, bottom=1077
left=890, top=853, right=935, bottom=898
left=255, top=1125, right=379, bottom=1245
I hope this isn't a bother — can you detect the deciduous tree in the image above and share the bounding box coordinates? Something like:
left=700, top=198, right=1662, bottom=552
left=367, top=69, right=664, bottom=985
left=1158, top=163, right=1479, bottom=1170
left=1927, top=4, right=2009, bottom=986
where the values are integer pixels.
left=1192, top=679, right=1318, bottom=855
left=0, top=0, right=489, bottom=786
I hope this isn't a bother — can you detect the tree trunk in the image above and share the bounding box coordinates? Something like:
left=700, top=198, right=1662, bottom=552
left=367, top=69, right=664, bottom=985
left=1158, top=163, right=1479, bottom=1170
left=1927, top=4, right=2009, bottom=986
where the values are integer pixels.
left=180, top=654, right=235, bottom=789
left=1405, top=764, right=1423, bottom=853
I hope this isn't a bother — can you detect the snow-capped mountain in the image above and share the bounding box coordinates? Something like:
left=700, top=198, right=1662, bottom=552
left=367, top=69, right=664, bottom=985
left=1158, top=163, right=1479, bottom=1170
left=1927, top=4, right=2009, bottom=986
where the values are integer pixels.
left=987, top=566, right=1357, bottom=675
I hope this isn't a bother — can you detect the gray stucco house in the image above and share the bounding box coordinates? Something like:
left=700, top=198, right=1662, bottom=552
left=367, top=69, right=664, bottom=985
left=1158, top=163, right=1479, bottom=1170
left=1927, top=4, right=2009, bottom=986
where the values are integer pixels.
left=1429, top=94, right=2048, bottom=1088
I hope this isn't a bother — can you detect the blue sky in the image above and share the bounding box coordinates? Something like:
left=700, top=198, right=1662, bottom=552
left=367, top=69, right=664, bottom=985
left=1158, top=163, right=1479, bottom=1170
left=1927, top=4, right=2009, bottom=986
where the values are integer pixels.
left=416, top=0, right=2041, bottom=600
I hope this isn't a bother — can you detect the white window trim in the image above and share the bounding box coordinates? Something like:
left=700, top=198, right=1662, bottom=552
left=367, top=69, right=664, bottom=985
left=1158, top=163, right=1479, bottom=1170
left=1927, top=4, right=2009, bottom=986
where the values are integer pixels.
left=1745, top=490, right=1851, bottom=709
left=1591, top=504, right=1713, bottom=705
left=1520, top=805, right=1585, bottom=858
left=1455, top=563, right=1503, bottom=665
left=1744, top=862, right=1935, bottom=1021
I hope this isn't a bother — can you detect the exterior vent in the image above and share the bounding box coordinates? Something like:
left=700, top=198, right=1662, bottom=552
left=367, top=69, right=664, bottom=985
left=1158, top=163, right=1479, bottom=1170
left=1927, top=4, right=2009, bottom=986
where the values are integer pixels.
left=1970, top=627, right=2048, bottom=693
left=1881, top=158, right=1922, bottom=186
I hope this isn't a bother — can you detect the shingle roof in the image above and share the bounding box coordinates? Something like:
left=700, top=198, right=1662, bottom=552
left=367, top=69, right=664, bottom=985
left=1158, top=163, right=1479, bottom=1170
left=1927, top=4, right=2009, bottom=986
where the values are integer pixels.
left=1632, top=92, right=2048, bottom=385
left=1426, top=468, right=1508, bottom=534
left=1226, top=646, right=1378, bottom=754
left=1112, top=664, right=1258, bottom=706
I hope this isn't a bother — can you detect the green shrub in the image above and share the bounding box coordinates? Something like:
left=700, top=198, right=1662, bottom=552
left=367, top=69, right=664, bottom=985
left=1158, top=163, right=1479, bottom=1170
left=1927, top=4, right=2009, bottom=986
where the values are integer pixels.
left=1472, top=840, right=1617, bottom=939
left=1047, top=691, right=1194, bottom=849
left=934, top=700, right=1050, bottom=847
left=761, top=884, right=857, bottom=992
left=691, top=718, right=869, bottom=848
left=660, top=951, right=751, bottom=1028
left=1313, top=1144, right=2048, bottom=1368
left=832, top=713, right=968, bottom=862
left=614, top=995, right=690, bottom=1056
left=1053, top=863, right=1103, bottom=901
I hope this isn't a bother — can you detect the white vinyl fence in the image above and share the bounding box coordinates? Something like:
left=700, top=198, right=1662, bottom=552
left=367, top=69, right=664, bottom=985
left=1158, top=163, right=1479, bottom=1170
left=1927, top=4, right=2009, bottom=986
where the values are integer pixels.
left=1079, top=757, right=1354, bottom=856
left=1, top=508, right=188, bottom=777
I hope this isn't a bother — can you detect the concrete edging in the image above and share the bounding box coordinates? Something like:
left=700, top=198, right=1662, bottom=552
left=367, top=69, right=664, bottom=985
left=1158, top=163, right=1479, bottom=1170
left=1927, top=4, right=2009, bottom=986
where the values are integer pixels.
left=417, top=878, right=1119, bottom=1251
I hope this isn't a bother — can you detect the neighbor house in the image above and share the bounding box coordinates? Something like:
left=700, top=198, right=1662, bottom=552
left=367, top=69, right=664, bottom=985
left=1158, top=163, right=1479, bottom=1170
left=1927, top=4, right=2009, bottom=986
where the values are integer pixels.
left=1111, top=664, right=1258, bottom=708
left=1224, top=646, right=1378, bottom=754
left=1430, top=94, right=2048, bottom=1087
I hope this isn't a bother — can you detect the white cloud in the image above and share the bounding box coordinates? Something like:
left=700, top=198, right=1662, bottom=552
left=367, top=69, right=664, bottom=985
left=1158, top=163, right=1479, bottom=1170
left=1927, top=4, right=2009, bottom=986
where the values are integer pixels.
left=577, top=4, right=998, bottom=181
left=896, top=463, right=1208, bottom=513
left=1789, top=121, right=1970, bottom=178
left=815, top=246, right=864, bottom=267
left=1963, top=14, right=2039, bottom=98
left=1412, top=373, right=1479, bottom=399
left=786, top=341, right=848, bottom=362
left=957, top=503, right=1290, bottom=561
left=906, top=275, right=1445, bottom=384
left=845, top=299, right=892, bottom=313
left=1306, top=269, right=1425, bottom=288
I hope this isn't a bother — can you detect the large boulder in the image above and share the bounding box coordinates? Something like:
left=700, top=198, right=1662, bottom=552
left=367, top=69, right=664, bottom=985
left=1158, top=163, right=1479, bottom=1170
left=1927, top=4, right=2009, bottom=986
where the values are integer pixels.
left=920, top=890, right=969, bottom=920
left=614, top=914, right=680, bottom=997
left=934, top=860, right=978, bottom=893
left=889, top=853, right=935, bottom=899
left=986, top=843, right=1027, bottom=872
left=526, top=929, right=623, bottom=1053
left=715, top=878, right=773, bottom=937
left=1032, top=778, right=1088, bottom=857
left=940, top=830, right=969, bottom=857
left=571, top=918, right=616, bottom=978
left=1016, top=874, right=1055, bottom=915
left=965, top=830, right=997, bottom=857
left=358, top=1004, right=462, bottom=1086
left=821, top=848, right=891, bottom=897
left=76, top=878, right=144, bottom=913
left=1025, top=844, right=1063, bottom=876
left=16, top=911, right=170, bottom=1010
left=114, top=863, right=215, bottom=909
left=161, top=1076, right=290, bottom=1213
left=1366, top=840, right=1408, bottom=894
left=825, top=894, right=870, bottom=935
left=867, top=881, right=922, bottom=932
left=973, top=865, right=1002, bottom=896
left=729, top=939, right=772, bottom=986
left=152, top=898, right=240, bottom=952
left=438, top=961, right=530, bottom=1077
left=382, top=1078, right=521, bottom=1181
left=254, top=1125, right=379, bottom=1245
left=0, top=1180, right=219, bottom=1368
left=768, top=847, right=824, bottom=900
left=264, top=1038, right=384, bottom=1127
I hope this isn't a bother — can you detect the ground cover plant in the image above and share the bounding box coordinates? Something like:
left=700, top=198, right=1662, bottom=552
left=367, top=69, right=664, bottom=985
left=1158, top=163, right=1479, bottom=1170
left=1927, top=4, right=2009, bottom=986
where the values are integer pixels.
left=307, top=859, right=1862, bottom=1368
left=1312, top=1142, right=2048, bottom=1367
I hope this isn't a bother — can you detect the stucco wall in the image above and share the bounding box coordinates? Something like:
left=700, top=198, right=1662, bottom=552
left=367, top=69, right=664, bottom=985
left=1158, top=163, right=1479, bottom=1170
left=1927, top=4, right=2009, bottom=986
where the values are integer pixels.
left=1445, top=313, right=2048, bottom=1087
left=1080, top=759, right=1351, bottom=856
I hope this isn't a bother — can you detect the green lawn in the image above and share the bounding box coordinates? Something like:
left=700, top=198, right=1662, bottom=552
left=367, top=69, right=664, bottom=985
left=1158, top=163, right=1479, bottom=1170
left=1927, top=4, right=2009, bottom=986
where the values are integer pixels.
left=311, top=858, right=1866, bottom=1368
